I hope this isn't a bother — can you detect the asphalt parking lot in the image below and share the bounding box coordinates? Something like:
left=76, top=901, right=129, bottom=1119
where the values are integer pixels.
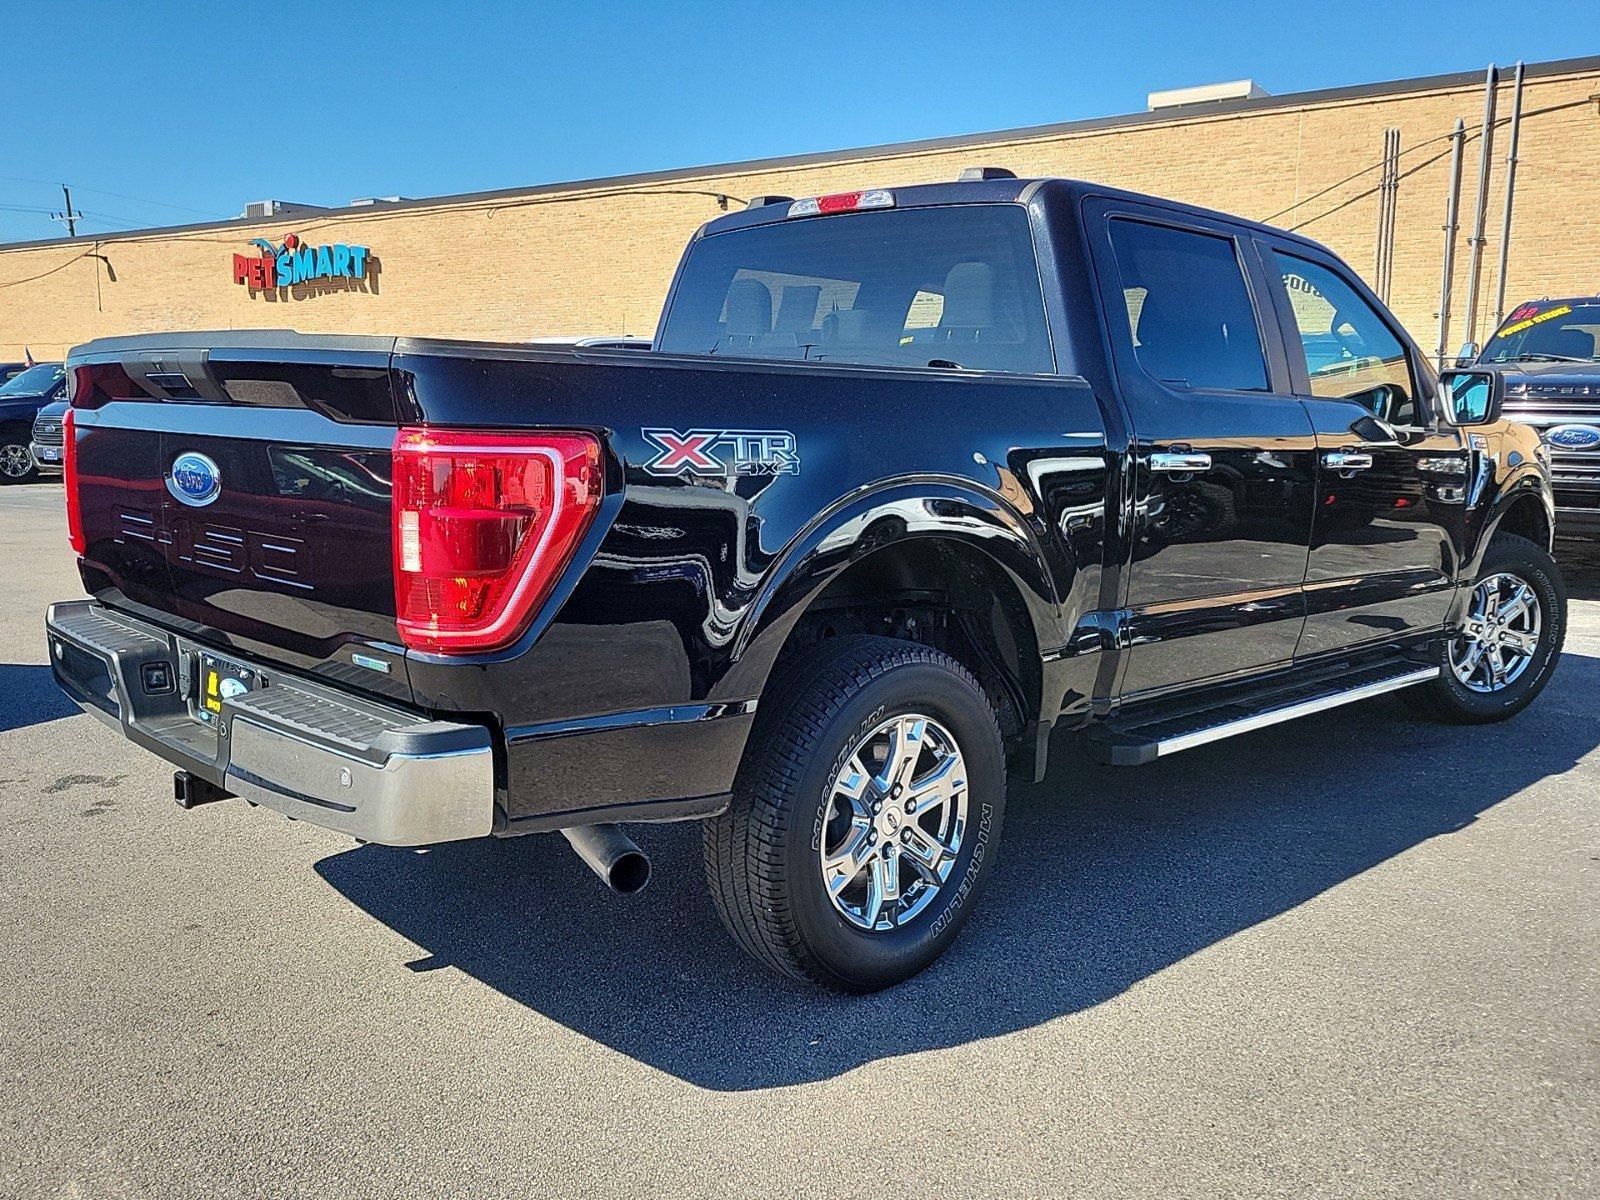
left=0, top=481, right=1595, bottom=1199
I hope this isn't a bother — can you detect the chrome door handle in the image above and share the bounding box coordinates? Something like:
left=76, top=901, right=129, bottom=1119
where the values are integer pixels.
left=1150, top=451, right=1212, bottom=473
left=1322, top=450, right=1374, bottom=471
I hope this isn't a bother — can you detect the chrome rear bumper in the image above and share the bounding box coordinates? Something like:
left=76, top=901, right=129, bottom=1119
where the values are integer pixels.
left=46, top=600, right=494, bottom=845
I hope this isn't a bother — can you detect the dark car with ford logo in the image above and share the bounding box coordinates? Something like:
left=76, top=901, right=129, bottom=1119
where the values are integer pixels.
left=1465, top=297, right=1600, bottom=537
left=30, top=399, right=69, bottom=476
left=0, top=363, right=66, bottom=483
left=44, top=174, right=1565, bottom=991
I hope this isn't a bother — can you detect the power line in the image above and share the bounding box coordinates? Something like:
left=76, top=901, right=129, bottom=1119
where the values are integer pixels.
left=0, top=172, right=228, bottom=219
left=0, top=249, right=96, bottom=290
left=1263, top=94, right=1597, bottom=229
left=1287, top=143, right=1459, bottom=232
left=76, top=210, right=149, bottom=229
left=0, top=196, right=189, bottom=239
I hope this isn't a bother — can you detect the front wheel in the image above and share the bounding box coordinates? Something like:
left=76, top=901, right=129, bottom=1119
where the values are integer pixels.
left=0, top=437, right=37, bottom=484
left=1411, top=533, right=1566, bottom=723
left=704, top=636, right=1006, bottom=991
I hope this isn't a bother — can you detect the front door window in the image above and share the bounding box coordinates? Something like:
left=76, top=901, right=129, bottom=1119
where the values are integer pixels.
left=1272, top=252, right=1416, bottom=425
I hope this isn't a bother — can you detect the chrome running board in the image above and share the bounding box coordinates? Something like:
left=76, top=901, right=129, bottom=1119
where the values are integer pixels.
left=1092, top=664, right=1440, bottom=766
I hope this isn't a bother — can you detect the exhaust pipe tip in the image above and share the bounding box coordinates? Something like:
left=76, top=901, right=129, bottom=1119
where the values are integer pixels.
left=606, top=849, right=652, bottom=896
left=560, top=823, right=652, bottom=895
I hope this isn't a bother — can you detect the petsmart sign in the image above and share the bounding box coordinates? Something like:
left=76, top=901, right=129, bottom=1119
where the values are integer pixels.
left=232, top=232, right=372, bottom=290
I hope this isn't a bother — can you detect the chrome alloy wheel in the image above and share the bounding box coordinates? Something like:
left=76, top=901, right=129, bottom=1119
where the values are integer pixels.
left=819, top=714, right=969, bottom=932
left=1449, top=571, right=1543, bottom=693
left=0, top=443, right=33, bottom=478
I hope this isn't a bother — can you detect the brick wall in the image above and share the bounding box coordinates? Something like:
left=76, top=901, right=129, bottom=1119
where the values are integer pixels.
left=2, top=63, right=1596, bottom=362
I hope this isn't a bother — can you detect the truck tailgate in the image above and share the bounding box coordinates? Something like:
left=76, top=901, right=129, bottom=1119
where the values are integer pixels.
left=69, top=334, right=412, bottom=703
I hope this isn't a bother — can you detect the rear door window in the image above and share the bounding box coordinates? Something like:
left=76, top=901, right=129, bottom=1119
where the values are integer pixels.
left=1106, top=219, right=1269, bottom=393
left=657, top=204, right=1054, bottom=375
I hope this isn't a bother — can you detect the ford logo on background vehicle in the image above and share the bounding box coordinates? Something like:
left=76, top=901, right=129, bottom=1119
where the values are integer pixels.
left=1543, top=424, right=1600, bottom=452
left=166, top=452, right=222, bottom=506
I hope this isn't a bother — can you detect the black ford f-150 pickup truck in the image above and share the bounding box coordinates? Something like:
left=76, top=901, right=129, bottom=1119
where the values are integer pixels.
left=1463, top=296, right=1600, bottom=538
left=47, top=173, right=1565, bottom=991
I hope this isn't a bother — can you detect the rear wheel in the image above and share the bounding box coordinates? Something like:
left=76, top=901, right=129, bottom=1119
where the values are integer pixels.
left=1411, top=533, right=1565, bottom=723
left=704, top=636, right=1006, bottom=991
left=0, top=433, right=37, bottom=484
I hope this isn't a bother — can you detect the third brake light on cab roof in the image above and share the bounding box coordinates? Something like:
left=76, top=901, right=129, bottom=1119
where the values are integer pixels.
left=786, top=189, right=894, bottom=217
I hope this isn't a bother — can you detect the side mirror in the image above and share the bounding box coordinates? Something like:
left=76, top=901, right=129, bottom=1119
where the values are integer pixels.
left=1456, top=341, right=1481, bottom=365
left=1439, top=368, right=1503, bottom=426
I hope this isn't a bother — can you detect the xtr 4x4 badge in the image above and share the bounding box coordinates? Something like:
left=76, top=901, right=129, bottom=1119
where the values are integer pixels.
left=641, top=428, right=800, bottom=478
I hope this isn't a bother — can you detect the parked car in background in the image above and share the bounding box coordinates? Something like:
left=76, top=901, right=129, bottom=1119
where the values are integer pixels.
left=0, top=362, right=65, bottom=483
left=30, top=399, right=68, bottom=476
left=1464, top=297, right=1600, bottom=539
left=46, top=175, right=1563, bottom=990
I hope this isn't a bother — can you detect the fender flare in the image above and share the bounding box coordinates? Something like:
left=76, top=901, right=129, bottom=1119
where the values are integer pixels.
left=716, top=476, right=1067, bottom=705
left=1468, top=467, right=1555, bottom=577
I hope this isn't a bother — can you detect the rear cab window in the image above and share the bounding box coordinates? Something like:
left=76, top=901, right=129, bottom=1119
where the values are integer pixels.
left=657, top=204, right=1055, bottom=375
left=1105, top=219, right=1270, bottom=393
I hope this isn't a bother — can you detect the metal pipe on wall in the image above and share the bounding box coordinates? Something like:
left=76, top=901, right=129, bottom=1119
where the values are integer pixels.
left=1492, top=60, right=1526, bottom=327
left=1373, top=128, right=1403, bottom=302
left=1436, top=119, right=1467, bottom=366
left=1383, top=128, right=1401, bottom=302
left=1373, top=128, right=1391, bottom=292
left=1461, top=64, right=1499, bottom=348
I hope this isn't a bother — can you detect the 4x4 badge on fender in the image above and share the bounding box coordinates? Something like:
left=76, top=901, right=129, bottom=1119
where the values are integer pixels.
left=641, top=428, right=800, bottom=478
left=166, top=451, right=222, bottom=507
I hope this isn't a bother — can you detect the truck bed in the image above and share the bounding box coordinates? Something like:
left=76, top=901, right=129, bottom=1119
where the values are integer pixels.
left=65, top=330, right=1109, bottom=825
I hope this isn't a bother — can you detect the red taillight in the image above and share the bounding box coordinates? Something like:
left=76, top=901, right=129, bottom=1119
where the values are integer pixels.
left=63, top=407, right=85, bottom=555
left=391, top=427, right=603, bottom=654
left=71, top=362, right=143, bottom=409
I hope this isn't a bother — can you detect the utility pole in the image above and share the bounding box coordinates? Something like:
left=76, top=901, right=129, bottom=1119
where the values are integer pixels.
left=51, top=185, right=82, bottom=238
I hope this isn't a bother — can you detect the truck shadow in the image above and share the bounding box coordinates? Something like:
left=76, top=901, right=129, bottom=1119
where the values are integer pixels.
left=315, top=651, right=1600, bottom=1092
left=0, top=663, right=80, bottom=732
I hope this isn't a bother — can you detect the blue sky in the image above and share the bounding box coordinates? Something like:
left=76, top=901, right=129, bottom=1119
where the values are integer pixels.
left=1, top=0, right=1592, bottom=244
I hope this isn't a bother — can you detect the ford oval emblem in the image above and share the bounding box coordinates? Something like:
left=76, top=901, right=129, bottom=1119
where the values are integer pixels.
left=166, top=451, right=222, bottom=506
left=1544, top=424, right=1600, bottom=452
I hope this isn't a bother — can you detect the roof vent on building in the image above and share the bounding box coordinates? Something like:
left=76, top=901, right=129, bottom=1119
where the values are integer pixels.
left=349, top=196, right=411, bottom=207
left=239, top=199, right=327, bottom=220
left=1146, top=79, right=1269, bottom=111
left=958, top=166, right=1017, bottom=181
left=745, top=195, right=794, bottom=210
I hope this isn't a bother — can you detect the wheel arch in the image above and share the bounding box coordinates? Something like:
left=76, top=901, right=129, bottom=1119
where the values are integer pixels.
left=1472, top=473, right=1555, bottom=576
left=721, top=480, right=1064, bottom=771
